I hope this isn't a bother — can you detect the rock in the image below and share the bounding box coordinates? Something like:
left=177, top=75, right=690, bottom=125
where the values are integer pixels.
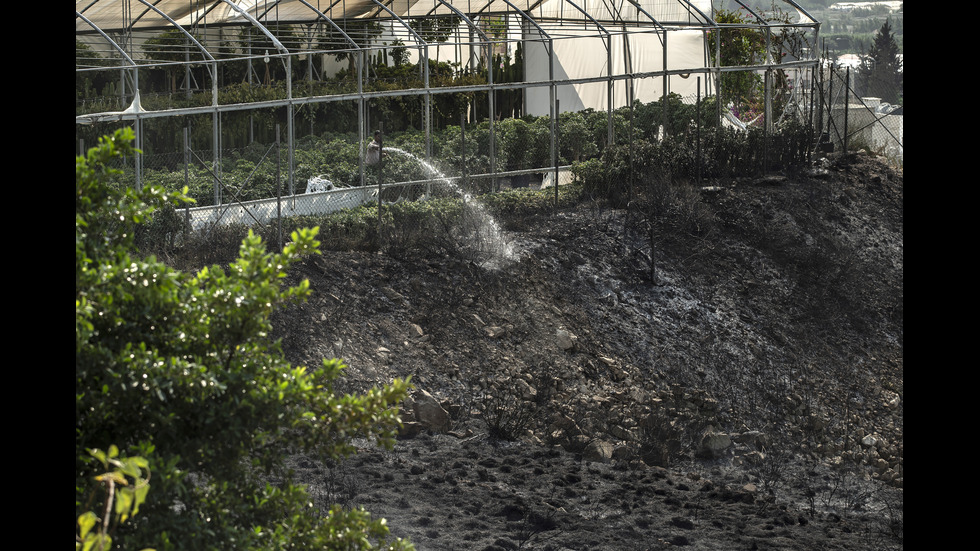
left=486, top=325, right=507, bottom=338
left=381, top=286, right=410, bottom=307
left=398, top=421, right=423, bottom=439
left=733, top=430, right=767, bottom=449
left=414, top=389, right=452, bottom=433
left=742, top=450, right=766, bottom=465
left=583, top=439, right=614, bottom=463
left=512, top=378, right=537, bottom=400
left=698, top=431, right=732, bottom=458
left=556, top=328, right=577, bottom=350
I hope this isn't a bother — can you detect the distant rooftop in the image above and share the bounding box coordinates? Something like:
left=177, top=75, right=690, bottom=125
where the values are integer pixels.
left=829, top=1, right=903, bottom=12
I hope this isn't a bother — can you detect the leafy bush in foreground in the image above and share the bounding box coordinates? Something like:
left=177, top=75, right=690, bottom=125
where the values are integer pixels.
left=76, top=128, right=414, bottom=550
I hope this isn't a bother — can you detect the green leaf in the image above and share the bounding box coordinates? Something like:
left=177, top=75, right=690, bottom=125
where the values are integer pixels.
left=77, top=511, right=98, bottom=539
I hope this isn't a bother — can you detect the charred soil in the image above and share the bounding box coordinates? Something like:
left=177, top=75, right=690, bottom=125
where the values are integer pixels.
left=271, top=151, right=903, bottom=550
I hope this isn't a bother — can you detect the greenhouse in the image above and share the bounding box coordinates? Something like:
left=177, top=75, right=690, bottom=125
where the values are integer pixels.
left=76, top=0, right=822, bottom=233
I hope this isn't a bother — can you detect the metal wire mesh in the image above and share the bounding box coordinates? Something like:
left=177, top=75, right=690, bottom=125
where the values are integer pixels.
left=817, top=65, right=903, bottom=163
left=99, top=75, right=829, bottom=264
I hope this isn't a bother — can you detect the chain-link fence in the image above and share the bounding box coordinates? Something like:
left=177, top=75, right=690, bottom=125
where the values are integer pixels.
left=815, top=64, right=903, bottom=163
left=87, top=73, right=833, bottom=263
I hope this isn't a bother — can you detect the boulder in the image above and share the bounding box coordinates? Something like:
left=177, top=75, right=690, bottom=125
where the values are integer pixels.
left=698, top=431, right=732, bottom=458
left=556, top=328, right=577, bottom=350
left=414, top=389, right=452, bottom=433
left=583, top=439, right=614, bottom=463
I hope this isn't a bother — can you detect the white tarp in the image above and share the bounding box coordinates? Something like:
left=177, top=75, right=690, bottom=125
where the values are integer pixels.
left=524, top=28, right=708, bottom=116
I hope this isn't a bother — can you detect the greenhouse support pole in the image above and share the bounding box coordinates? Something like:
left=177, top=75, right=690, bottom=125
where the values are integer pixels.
left=358, top=50, right=366, bottom=188
left=183, top=127, right=191, bottom=230
left=844, top=67, right=850, bottom=153
left=461, top=113, right=468, bottom=191
left=826, top=65, right=833, bottom=145
left=550, top=38, right=556, bottom=213
left=276, top=125, right=283, bottom=250
left=377, top=122, right=384, bottom=238
left=696, top=78, right=702, bottom=184
left=214, top=111, right=221, bottom=205
left=608, top=38, right=614, bottom=146
left=135, top=115, right=143, bottom=190
left=424, top=43, right=432, bottom=164
left=807, top=68, right=815, bottom=163
left=554, top=99, right=559, bottom=213
left=489, top=46, right=497, bottom=192
left=764, top=69, right=770, bottom=173
left=287, top=55, right=295, bottom=198
left=662, top=31, right=668, bottom=136
left=133, top=69, right=142, bottom=190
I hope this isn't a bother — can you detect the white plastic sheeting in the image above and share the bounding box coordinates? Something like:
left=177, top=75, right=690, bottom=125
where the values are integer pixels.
left=524, top=27, right=707, bottom=115
left=76, top=1, right=715, bottom=32
left=187, top=186, right=377, bottom=231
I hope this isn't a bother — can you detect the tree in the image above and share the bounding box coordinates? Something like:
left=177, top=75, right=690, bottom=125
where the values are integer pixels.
left=858, top=19, right=903, bottom=104
left=76, top=128, right=414, bottom=550
left=710, top=8, right=767, bottom=121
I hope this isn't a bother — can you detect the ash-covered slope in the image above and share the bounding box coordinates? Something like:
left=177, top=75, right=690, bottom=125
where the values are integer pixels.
left=272, top=151, right=903, bottom=550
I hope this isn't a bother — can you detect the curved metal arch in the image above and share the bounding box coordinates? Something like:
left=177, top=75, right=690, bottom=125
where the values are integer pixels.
left=75, top=10, right=137, bottom=67
left=561, top=0, right=613, bottom=38
left=499, top=0, right=553, bottom=47
left=432, top=0, right=492, bottom=44
left=365, top=0, right=428, bottom=47
left=220, top=0, right=289, bottom=55
left=185, top=1, right=228, bottom=30
left=675, top=0, right=715, bottom=26
left=622, top=0, right=667, bottom=33
left=135, top=0, right=216, bottom=63
left=781, top=0, right=819, bottom=25
left=294, top=0, right=362, bottom=50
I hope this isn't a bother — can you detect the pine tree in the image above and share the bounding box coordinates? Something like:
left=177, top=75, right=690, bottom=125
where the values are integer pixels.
left=859, top=19, right=903, bottom=104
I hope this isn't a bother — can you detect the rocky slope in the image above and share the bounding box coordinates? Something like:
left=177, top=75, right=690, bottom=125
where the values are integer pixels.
left=272, top=151, right=903, bottom=550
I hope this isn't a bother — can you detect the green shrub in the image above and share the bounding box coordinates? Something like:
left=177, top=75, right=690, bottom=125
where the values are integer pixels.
left=77, top=129, right=414, bottom=551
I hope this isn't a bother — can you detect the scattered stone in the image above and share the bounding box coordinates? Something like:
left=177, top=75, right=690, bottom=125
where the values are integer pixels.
left=398, top=421, right=424, bottom=439
left=583, top=439, right=614, bottom=463
left=414, top=389, right=452, bottom=433
left=556, top=328, right=577, bottom=350
left=512, top=378, right=537, bottom=400
left=381, top=286, right=410, bottom=307
left=698, top=431, right=732, bottom=458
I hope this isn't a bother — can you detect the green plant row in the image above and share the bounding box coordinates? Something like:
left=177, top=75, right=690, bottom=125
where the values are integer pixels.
left=123, top=95, right=723, bottom=206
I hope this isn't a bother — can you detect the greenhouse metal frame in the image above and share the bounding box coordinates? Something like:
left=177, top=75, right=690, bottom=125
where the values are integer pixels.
left=76, top=0, right=821, bottom=226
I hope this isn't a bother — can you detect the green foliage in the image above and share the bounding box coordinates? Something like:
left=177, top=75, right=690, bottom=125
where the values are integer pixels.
left=858, top=19, right=903, bottom=103
left=558, top=110, right=599, bottom=162
left=710, top=8, right=766, bottom=110
left=480, top=184, right=583, bottom=217
left=76, top=446, right=154, bottom=551
left=76, top=129, right=413, bottom=550
left=571, top=115, right=813, bottom=206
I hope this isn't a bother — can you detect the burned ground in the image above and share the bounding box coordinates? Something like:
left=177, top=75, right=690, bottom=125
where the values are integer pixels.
left=272, top=151, right=903, bottom=550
